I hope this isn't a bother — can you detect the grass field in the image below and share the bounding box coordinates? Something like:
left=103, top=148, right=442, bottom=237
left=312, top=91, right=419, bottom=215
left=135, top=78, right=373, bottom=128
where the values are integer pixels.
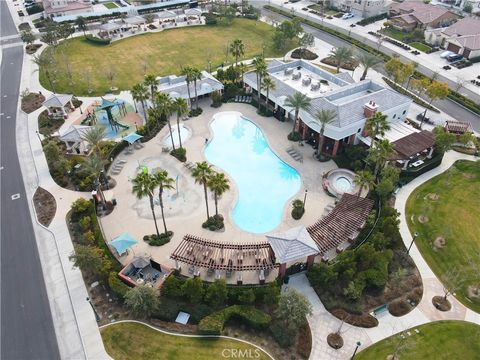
left=39, top=19, right=294, bottom=96
left=356, top=321, right=480, bottom=360
left=100, top=322, right=272, bottom=360
left=103, top=2, right=118, bottom=9
left=380, top=27, right=405, bottom=41
left=406, top=160, right=480, bottom=312
left=410, top=42, right=431, bottom=52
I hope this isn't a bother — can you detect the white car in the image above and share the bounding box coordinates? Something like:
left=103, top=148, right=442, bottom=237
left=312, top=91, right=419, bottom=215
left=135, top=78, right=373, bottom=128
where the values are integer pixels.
left=342, top=13, right=354, bottom=19
left=440, top=51, right=455, bottom=59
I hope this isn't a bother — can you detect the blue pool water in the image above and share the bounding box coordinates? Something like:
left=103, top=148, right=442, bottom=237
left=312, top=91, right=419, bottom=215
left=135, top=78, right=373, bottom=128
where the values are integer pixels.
left=205, top=112, right=301, bottom=234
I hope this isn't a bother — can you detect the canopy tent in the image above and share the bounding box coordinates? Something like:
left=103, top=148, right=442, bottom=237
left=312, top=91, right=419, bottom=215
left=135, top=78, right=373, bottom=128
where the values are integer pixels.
left=111, top=232, right=138, bottom=255
left=99, top=22, right=122, bottom=32
left=184, top=8, right=202, bottom=16
left=123, top=132, right=143, bottom=144
left=131, top=255, right=151, bottom=269
left=96, top=97, right=120, bottom=111
left=124, top=16, right=146, bottom=26
left=265, top=226, right=319, bottom=264
left=59, top=125, right=92, bottom=143
left=157, top=10, right=177, bottom=19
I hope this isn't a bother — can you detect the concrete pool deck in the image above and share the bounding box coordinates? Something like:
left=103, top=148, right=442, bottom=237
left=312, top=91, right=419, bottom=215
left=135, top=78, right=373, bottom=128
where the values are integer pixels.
left=100, top=101, right=338, bottom=284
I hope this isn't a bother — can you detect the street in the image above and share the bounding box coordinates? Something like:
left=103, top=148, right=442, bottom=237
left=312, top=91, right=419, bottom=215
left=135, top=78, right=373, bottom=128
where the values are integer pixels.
left=0, top=1, right=60, bottom=359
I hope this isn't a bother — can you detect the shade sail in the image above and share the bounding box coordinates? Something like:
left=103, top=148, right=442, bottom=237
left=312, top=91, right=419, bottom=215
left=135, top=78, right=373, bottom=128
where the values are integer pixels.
left=111, top=232, right=138, bottom=255
left=123, top=132, right=143, bottom=144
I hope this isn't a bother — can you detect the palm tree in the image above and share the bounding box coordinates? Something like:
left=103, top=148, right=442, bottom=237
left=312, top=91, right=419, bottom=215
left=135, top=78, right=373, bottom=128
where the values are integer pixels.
left=181, top=66, right=194, bottom=110
left=172, top=97, right=189, bottom=148
left=131, top=83, right=148, bottom=114
left=329, top=46, right=355, bottom=73
left=261, top=76, right=276, bottom=113
left=364, top=112, right=390, bottom=147
left=190, top=67, right=202, bottom=110
left=75, top=16, right=87, bottom=36
left=237, top=62, right=248, bottom=84
left=252, top=56, right=267, bottom=102
left=353, top=170, right=375, bottom=198
left=358, top=53, right=381, bottom=81
left=153, top=92, right=174, bottom=149
left=81, top=125, right=106, bottom=155
left=229, top=39, right=245, bottom=66
left=284, top=92, right=311, bottom=134
left=153, top=170, right=175, bottom=234
left=132, top=172, right=161, bottom=239
left=207, top=172, right=230, bottom=217
left=144, top=74, right=157, bottom=104
left=191, top=161, right=213, bottom=220
left=315, top=109, right=336, bottom=158
left=84, top=154, right=108, bottom=206
left=369, top=139, right=394, bottom=178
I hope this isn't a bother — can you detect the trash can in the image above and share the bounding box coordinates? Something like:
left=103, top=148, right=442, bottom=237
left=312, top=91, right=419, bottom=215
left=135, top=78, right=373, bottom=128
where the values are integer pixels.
left=112, top=199, right=117, bottom=206
left=283, top=275, right=290, bottom=284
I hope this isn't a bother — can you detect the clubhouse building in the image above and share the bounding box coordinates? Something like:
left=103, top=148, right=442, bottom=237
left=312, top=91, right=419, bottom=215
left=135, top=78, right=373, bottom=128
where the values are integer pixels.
left=243, top=59, right=413, bottom=156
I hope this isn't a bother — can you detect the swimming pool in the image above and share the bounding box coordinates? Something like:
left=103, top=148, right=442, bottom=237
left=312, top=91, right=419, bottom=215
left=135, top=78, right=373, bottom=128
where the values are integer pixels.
left=205, top=112, right=301, bottom=234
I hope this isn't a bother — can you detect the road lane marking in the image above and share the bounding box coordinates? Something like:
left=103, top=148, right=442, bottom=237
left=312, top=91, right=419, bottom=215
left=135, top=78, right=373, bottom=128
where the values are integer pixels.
left=11, top=194, right=21, bottom=200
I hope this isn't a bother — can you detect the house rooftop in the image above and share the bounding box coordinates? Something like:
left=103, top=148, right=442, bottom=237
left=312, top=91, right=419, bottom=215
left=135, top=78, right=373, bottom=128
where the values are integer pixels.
left=157, top=71, right=223, bottom=99
left=44, top=0, right=92, bottom=14
left=392, top=130, right=435, bottom=160
left=451, top=34, right=480, bottom=51
left=443, top=17, right=480, bottom=37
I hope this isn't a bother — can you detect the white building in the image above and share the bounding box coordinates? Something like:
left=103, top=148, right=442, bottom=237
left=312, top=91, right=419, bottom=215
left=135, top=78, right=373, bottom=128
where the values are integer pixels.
left=330, top=0, right=391, bottom=18
left=43, top=0, right=93, bottom=18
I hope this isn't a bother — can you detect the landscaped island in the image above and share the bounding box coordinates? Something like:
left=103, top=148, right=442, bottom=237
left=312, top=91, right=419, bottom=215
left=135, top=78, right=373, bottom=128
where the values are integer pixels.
left=406, top=160, right=480, bottom=312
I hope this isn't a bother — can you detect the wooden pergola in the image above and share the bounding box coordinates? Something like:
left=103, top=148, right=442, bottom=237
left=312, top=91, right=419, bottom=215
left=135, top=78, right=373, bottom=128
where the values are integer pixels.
left=170, top=235, right=278, bottom=272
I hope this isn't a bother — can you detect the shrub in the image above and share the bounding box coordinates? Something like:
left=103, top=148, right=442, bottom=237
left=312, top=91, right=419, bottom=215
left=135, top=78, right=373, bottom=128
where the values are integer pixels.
left=26, top=4, right=44, bottom=15
left=357, top=13, right=387, bottom=26
left=270, top=320, right=296, bottom=347
left=291, top=48, right=319, bottom=60
left=331, top=308, right=378, bottom=328
left=143, top=231, right=173, bottom=246
left=297, top=322, right=312, bottom=358
left=287, top=131, right=302, bottom=141
left=202, top=214, right=224, bottom=231
left=388, top=298, right=411, bottom=317
left=154, top=297, right=180, bottom=321
left=84, top=35, right=111, bottom=45
left=205, top=13, right=218, bottom=25
left=189, top=108, right=203, bottom=117
left=108, top=272, right=131, bottom=299
left=211, top=91, right=223, bottom=108
left=292, top=199, right=305, bottom=220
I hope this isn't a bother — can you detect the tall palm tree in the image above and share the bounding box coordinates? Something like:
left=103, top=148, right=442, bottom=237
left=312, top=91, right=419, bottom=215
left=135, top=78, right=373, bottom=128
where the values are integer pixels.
left=191, top=161, right=213, bottom=220
left=181, top=66, right=194, bottom=110
left=85, top=154, right=108, bottom=206
left=132, top=172, right=161, bottom=239
left=237, top=62, right=248, bottom=84
left=75, top=16, right=87, bottom=36
left=190, top=67, right=202, bottom=110
left=261, top=75, right=276, bottom=113
left=329, top=46, right=355, bottom=73
left=358, top=53, right=381, bottom=81
left=364, top=111, right=390, bottom=147
left=315, top=109, right=336, bottom=158
left=208, top=172, right=230, bottom=217
left=144, top=74, right=157, bottom=104
left=81, top=125, right=106, bottom=155
left=353, top=170, right=375, bottom=198
left=284, top=92, right=311, bottom=134
left=131, top=83, right=148, bottom=116
left=252, top=56, right=267, bottom=102
left=153, top=92, right=174, bottom=149
left=172, top=97, right=189, bottom=148
left=368, top=139, right=394, bottom=178
left=153, top=169, right=175, bottom=234
left=229, top=39, right=245, bottom=66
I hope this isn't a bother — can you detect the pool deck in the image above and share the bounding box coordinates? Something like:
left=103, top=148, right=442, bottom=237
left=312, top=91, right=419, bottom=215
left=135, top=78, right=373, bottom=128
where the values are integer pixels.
left=100, top=101, right=338, bottom=284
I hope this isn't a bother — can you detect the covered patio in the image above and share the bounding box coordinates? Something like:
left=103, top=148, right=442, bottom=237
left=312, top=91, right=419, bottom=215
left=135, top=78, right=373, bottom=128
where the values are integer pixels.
left=391, top=130, right=435, bottom=170
left=58, top=124, right=93, bottom=155
left=42, top=93, right=74, bottom=120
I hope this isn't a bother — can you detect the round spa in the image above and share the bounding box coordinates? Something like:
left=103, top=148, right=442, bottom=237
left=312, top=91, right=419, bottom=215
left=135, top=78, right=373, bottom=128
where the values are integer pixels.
left=323, top=168, right=359, bottom=198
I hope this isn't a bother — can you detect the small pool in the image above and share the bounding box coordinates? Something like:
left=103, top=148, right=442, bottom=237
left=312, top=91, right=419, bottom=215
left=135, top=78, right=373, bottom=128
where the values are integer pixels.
left=323, top=168, right=358, bottom=198
left=335, top=176, right=352, bottom=193
left=205, top=112, right=301, bottom=234
left=163, top=123, right=191, bottom=148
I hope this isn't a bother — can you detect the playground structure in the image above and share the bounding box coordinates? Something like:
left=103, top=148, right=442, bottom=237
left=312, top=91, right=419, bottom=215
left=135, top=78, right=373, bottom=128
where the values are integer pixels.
left=82, top=98, right=131, bottom=136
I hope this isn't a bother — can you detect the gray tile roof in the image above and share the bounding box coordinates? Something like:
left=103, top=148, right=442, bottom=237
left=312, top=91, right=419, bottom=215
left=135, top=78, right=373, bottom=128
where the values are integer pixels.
left=266, top=226, right=320, bottom=264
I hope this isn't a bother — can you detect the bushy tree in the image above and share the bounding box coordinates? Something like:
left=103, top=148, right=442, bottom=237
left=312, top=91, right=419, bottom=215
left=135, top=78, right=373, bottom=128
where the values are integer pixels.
left=275, top=288, right=312, bottom=332
left=238, top=288, right=256, bottom=304
left=69, top=244, right=111, bottom=276
left=161, top=275, right=184, bottom=298
left=205, top=279, right=228, bottom=307
left=124, top=285, right=159, bottom=318
left=433, top=126, right=456, bottom=154
left=181, top=277, right=205, bottom=304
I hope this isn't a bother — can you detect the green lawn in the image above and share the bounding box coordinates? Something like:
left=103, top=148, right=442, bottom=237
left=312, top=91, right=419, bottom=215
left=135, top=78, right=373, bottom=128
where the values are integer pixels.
left=380, top=27, right=405, bottom=41
left=410, top=42, right=431, bottom=52
left=103, top=2, right=118, bottom=9
left=39, top=19, right=293, bottom=96
left=405, top=160, right=480, bottom=312
left=356, top=321, right=480, bottom=360
left=101, top=322, right=272, bottom=360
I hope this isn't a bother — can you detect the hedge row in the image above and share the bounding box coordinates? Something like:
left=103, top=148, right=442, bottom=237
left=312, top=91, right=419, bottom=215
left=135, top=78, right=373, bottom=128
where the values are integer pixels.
left=198, top=305, right=271, bottom=335
left=447, top=90, right=480, bottom=115
left=108, top=272, right=130, bottom=299
left=356, top=13, right=387, bottom=26
left=85, top=35, right=111, bottom=45
left=399, top=153, right=444, bottom=184
left=382, top=77, right=440, bottom=113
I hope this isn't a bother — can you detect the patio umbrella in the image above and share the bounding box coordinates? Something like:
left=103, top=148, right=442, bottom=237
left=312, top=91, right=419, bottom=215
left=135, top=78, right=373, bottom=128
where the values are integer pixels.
left=123, top=132, right=143, bottom=144
left=111, top=232, right=138, bottom=255
left=131, top=255, right=151, bottom=269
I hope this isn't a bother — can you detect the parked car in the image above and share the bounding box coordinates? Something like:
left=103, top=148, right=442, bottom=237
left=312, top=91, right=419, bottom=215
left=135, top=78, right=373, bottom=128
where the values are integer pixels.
left=440, top=50, right=455, bottom=59
left=342, top=13, right=354, bottom=19
left=446, top=53, right=463, bottom=62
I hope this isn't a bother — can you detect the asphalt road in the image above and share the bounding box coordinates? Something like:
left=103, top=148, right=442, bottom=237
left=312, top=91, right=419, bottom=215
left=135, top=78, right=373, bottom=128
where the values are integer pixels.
left=260, top=5, right=480, bottom=132
left=1, top=1, right=60, bottom=359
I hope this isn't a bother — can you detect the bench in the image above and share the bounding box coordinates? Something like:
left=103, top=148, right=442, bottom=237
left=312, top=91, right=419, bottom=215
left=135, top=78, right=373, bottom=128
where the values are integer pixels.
left=372, top=304, right=388, bottom=316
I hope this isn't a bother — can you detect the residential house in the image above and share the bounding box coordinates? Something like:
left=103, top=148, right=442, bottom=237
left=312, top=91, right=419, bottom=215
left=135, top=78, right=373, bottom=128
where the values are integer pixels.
left=389, top=1, right=460, bottom=31
left=43, top=0, right=93, bottom=18
left=243, top=59, right=412, bottom=157
left=330, top=0, right=391, bottom=18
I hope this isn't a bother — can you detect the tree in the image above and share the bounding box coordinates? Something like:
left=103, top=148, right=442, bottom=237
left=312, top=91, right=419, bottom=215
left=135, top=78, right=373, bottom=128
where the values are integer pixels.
left=20, top=29, right=35, bottom=47
left=124, top=285, right=159, bottom=318
left=144, top=14, right=155, bottom=24
left=364, top=111, right=390, bottom=147
left=181, top=66, right=195, bottom=110
left=75, top=16, right=87, bottom=36
left=144, top=74, right=157, bottom=103
left=432, top=126, right=456, bottom=154
left=172, top=97, right=189, bottom=148
left=192, top=162, right=214, bottom=220
left=153, top=92, right=174, bottom=148
left=440, top=266, right=465, bottom=301
left=275, top=288, right=312, bottom=333
left=358, top=53, right=381, bottom=81
left=299, top=32, right=315, bottom=56
left=205, top=279, right=228, bottom=307
left=421, top=81, right=449, bottom=128
left=464, top=2, right=473, bottom=13
left=181, top=277, right=205, bottom=304
left=84, top=154, right=108, bottom=203
left=207, top=172, right=230, bottom=217
left=329, top=46, right=355, bottom=73
left=161, top=275, right=183, bottom=298
left=131, top=83, right=149, bottom=118
left=368, top=139, right=394, bottom=178
left=81, top=125, right=106, bottom=155
left=376, top=165, right=400, bottom=199
left=459, top=132, right=477, bottom=149
left=284, top=91, right=311, bottom=135
left=69, top=244, right=110, bottom=276
left=252, top=56, right=267, bottom=103
left=354, top=170, right=375, bottom=198
left=229, top=39, right=245, bottom=66
left=315, top=109, right=336, bottom=158
left=384, top=57, right=404, bottom=84
left=153, top=169, right=175, bottom=235
left=33, top=53, right=56, bottom=93
left=41, top=23, right=59, bottom=47
left=132, top=172, right=161, bottom=239
left=57, top=23, right=74, bottom=40
left=261, top=75, right=276, bottom=112
left=190, top=67, right=202, bottom=110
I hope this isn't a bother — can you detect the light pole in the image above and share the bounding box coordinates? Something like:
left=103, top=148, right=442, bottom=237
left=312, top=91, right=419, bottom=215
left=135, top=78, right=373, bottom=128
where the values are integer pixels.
left=86, top=297, right=101, bottom=322
left=405, top=75, right=414, bottom=92
left=351, top=341, right=361, bottom=359
left=406, top=232, right=419, bottom=255
left=303, top=189, right=308, bottom=209
left=35, top=130, right=42, bottom=143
